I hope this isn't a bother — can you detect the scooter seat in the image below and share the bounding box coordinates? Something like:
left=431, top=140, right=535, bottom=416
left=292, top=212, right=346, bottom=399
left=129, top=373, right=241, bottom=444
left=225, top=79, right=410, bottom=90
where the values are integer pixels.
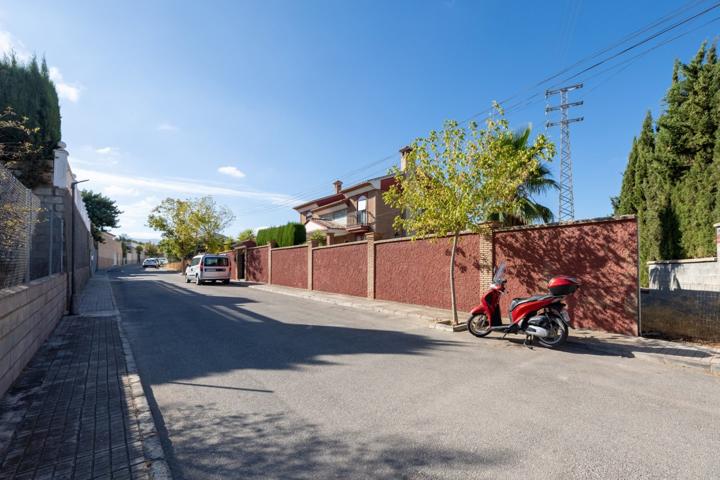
left=509, top=294, right=555, bottom=312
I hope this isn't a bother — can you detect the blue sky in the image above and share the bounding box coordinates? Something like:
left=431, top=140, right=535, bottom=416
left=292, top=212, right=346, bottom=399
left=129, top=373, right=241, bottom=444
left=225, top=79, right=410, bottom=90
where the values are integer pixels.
left=2, top=0, right=718, bottom=239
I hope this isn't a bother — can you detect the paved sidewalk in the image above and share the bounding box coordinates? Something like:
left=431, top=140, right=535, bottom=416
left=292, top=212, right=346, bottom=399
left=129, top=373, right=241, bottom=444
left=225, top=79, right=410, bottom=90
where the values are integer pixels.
left=0, top=274, right=170, bottom=479
left=247, top=282, right=720, bottom=377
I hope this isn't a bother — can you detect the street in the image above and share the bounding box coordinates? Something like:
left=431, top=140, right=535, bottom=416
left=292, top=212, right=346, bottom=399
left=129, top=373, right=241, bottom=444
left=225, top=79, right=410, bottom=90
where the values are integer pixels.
left=110, top=266, right=720, bottom=480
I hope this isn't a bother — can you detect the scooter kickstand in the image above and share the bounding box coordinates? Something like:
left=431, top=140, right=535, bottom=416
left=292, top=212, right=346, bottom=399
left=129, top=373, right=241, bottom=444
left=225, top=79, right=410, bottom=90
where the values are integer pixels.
left=523, top=335, right=534, bottom=349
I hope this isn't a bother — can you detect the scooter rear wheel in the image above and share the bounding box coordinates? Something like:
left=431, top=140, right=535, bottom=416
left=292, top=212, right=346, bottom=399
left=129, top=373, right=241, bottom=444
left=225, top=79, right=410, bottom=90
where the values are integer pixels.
left=537, top=315, right=568, bottom=348
left=467, top=314, right=492, bottom=338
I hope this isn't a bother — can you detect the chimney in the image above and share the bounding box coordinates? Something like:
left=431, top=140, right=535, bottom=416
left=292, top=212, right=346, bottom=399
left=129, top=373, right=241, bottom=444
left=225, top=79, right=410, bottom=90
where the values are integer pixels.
left=333, top=180, right=343, bottom=193
left=399, top=146, right=412, bottom=171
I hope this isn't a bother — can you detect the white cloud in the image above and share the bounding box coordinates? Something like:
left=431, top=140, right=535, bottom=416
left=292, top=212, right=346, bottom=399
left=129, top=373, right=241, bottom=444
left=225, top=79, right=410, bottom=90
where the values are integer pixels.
left=95, top=146, right=117, bottom=155
left=217, top=166, right=246, bottom=179
left=0, top=30, right=29, bottom=60
left=48, top=66, right=81, bottom=103
left=104, top=185, right=139, bottom=197
left=73, top=168, right=299, bottom=205
left=156, top=122, right=178, bottom=132
left=68, top=154, right=118, bottom=168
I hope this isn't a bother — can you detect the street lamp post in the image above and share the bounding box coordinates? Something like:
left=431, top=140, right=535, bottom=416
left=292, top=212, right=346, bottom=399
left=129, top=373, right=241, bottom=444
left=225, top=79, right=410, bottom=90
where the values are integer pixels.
left=69, top=179, right=89, bottom=314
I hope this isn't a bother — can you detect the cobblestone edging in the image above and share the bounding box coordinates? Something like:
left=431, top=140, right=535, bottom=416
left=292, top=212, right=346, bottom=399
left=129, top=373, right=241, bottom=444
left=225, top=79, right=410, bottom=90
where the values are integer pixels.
left=109, top=281, right=173, bottom=480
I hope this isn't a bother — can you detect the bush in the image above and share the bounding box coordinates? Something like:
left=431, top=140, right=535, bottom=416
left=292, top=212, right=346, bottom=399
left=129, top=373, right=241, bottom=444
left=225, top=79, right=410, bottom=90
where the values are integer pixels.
left=309, top=230, right=326, bottom=246
left=256, top=222, right=306, bottom=247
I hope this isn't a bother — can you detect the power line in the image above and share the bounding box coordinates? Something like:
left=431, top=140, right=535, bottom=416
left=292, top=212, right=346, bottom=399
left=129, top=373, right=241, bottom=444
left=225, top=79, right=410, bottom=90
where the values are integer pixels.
left=237, top=1, right=720, bottom=218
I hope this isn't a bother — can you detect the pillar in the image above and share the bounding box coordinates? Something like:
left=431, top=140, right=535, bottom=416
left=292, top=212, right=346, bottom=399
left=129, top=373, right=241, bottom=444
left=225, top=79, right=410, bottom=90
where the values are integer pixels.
left=307, top=239, right=316, bottom=290
left=366, top=232, right=376, bottom=299
left=715, top=222, right=720, bottom=262
left=478, top=229, right=494, bottom=288
left=267, top=242, right=274, bottom=284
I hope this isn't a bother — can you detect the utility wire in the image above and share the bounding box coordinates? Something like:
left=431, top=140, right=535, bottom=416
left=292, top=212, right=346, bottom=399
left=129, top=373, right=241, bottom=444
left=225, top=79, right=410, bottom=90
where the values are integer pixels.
left=237, top=1, right=720, bottom=217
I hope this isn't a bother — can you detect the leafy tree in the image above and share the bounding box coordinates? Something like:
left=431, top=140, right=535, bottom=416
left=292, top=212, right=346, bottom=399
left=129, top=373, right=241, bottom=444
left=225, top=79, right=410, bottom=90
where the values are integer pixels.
left=0, top=107, right=47, bottom=188
left=384, top=105, right=555, bottom=324
left=237, top=228, right=256, bottom=243
left=487, top=127, right=557, bottom=226
left=143, top=242, right=160, bottom=257
left=80, top=190, right=122, bottom=243
left=115, top=234, right=133, bottom=261
left=147, top=196, right=235, bottom=264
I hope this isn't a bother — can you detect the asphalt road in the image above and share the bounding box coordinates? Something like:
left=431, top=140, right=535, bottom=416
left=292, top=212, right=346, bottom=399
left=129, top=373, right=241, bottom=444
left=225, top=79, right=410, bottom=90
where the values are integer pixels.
left=110, top=266, right=720, bottom=480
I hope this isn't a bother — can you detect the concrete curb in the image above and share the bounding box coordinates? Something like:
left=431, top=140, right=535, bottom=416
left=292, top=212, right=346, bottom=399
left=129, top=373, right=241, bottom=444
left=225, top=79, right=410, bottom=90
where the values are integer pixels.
left=248, top=284, right=459, bottom=329
left=567, top=336, right=720, bottom=377
left=107, top=277, right=174, bottom=479
left=250, top=283, right=720, bottom=378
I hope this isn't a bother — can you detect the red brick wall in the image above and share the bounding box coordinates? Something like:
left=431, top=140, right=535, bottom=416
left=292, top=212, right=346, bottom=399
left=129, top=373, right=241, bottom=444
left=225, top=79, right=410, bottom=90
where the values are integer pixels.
left=494, top=217, right=638, bottom=335
left=374, top=234, right=487, bottom=311
left=313, top=243, right=367, bottom=297
left=246, top=246, right=268, bottom=283
left=271, top=246, right=308, bottom=289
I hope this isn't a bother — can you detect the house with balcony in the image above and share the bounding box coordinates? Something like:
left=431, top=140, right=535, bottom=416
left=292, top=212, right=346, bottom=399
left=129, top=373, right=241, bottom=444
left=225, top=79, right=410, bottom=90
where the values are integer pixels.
left=294, top=174, right=403, bottom=245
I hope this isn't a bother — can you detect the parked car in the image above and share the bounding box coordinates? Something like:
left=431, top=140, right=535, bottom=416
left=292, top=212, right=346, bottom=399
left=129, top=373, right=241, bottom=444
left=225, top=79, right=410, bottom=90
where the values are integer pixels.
left=158, top=257, right=168, bottom=266
left=142, top=258, right=160, bottom=269
left=185, top=254, right=231, bottom=285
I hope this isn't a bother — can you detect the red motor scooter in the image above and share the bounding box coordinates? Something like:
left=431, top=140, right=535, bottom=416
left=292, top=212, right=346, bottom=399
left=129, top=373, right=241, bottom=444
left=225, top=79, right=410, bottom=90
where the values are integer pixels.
left=467, top=263, right=580, bottom=348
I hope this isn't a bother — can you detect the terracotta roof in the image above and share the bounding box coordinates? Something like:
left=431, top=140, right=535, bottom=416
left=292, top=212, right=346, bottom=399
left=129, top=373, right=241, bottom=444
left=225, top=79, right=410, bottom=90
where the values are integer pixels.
left=293, top=173, right=395, bottom=211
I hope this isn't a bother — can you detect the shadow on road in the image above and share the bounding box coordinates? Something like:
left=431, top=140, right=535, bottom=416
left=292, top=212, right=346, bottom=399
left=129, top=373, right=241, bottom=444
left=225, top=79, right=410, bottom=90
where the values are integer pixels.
left=110, top=270, right=461, bottom=385
left=160, top=402, right=511, bottom=480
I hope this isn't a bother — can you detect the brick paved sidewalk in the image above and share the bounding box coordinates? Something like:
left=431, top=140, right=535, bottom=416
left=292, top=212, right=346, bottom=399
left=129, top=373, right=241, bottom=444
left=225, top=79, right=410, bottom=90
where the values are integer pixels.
left=0, top=275, right=169, bottom=479
left=248, top=282, right=720, bottom=377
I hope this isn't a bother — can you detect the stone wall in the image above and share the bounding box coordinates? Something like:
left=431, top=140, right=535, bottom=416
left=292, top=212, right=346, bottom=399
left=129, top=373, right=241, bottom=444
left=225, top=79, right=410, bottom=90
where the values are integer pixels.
left=0, top=274, right=67, bottom=396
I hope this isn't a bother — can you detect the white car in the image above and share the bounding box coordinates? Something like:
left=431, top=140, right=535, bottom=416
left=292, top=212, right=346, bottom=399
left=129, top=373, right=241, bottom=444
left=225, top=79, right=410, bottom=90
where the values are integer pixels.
left=158, top=257, right=168, bottom=266
left=185, top=254, right=231, bottom=285
left=142, top=258, right=159, bottom=269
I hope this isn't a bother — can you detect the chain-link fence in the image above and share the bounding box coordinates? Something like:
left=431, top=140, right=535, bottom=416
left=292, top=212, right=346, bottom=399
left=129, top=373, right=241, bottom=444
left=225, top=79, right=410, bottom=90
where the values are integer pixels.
left=0, top=163, right=41, bottom=288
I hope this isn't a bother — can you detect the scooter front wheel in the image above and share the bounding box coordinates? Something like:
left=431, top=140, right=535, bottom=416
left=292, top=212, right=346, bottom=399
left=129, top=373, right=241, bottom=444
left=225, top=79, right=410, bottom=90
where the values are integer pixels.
left=467, top=314, right=492, bottom=338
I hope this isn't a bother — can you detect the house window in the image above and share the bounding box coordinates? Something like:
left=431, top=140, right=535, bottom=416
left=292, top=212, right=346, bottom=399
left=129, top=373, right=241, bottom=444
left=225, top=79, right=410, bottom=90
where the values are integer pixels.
left=320, top=209, right=347, bottom=225
left=357, top=195, right=367, bottom=224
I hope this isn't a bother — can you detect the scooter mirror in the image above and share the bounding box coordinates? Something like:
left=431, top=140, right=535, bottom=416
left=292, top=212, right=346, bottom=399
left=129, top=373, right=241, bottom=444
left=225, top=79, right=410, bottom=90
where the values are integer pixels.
left=492, top=262, right=506, bottom=284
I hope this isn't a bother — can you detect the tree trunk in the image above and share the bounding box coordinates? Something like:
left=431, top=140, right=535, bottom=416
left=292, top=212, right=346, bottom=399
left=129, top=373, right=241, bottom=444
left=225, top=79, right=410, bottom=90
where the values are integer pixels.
left=449, top=232, right=459, bottom=326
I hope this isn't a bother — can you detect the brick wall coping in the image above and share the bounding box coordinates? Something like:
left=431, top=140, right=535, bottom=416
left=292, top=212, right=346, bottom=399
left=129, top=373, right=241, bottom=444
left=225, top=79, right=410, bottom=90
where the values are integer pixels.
left=312, top=240, right=368, bottom=250
left=246, top=244, right=271, bottom=251
left=373, top=230, right=483, bottom=246
left=494, top=215, right=636, bottom=234
left=647, top=257, right=717, bottom=265
left=0, top=273, right=65, bottom=300
left=271, top=244, right=308, bottom=251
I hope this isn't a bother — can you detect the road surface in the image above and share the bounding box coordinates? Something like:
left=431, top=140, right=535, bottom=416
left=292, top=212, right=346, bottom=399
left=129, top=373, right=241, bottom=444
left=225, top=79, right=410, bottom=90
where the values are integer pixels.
left=110, top=266, right=720, bottom=479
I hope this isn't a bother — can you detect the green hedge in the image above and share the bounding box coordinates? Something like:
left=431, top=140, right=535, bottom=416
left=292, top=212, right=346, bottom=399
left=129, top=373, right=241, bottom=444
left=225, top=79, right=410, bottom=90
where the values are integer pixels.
left=0, top=54, right=61, bottom=151
left=256, top=222, right=306, bottom=247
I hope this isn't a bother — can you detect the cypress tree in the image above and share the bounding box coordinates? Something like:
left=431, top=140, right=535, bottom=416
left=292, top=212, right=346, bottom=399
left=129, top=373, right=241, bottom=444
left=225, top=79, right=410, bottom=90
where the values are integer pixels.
left=0, top=53, right=61, bottom=187
left=616, top=40, right=720, bottom=285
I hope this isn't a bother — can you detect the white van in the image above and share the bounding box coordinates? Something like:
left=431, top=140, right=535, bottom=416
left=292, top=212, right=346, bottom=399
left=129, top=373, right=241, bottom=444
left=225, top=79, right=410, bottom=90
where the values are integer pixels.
left=185, top=254, right=231, bottom=285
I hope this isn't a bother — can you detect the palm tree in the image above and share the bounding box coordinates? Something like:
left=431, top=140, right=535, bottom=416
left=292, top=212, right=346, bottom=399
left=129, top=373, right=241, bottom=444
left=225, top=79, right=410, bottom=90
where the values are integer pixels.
left=488, top=127, right=558, bottom=226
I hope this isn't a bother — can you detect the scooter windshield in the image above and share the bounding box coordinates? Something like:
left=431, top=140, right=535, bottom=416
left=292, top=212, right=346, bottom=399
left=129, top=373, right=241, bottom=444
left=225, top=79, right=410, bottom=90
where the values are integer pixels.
left=492, top=262, right=506, bottom=285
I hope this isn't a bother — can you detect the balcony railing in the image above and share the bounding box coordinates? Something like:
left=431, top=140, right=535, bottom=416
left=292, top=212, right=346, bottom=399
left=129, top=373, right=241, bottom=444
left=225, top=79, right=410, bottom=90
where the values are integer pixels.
left=347, top=210, right=373, bottom=228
